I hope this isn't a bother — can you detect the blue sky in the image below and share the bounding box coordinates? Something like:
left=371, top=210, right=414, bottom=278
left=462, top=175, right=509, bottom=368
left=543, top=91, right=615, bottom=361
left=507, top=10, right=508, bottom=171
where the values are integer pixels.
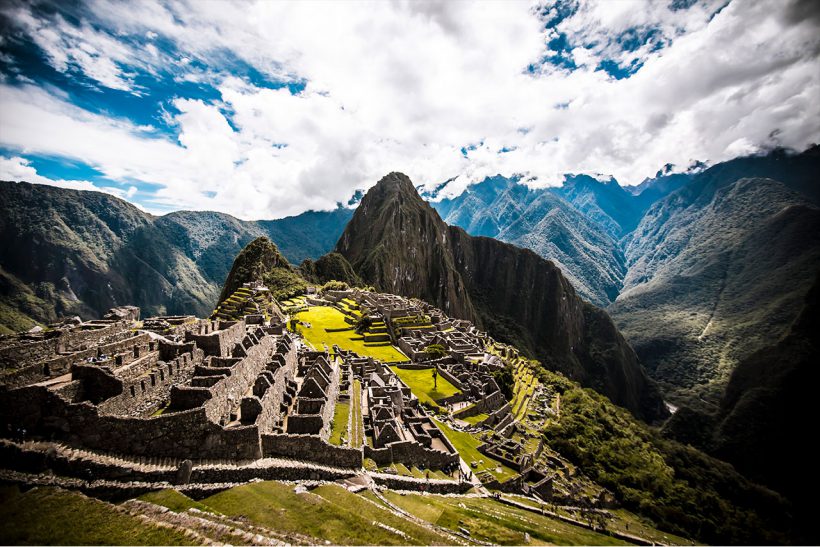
left=0, top=0, right=818, bottom=218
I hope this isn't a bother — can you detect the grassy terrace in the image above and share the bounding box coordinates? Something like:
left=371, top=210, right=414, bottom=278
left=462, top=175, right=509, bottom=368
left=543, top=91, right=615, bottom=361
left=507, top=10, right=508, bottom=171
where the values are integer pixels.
left=292, top=306, right=408, bottom=362
left=434, top=418, right=517, bottom=482
left=199, top=481, right=452, bottom=545
left=350, top=379, right=364, bottom=447
left=461, top=412, right=490, bottom=425
left=328, top=400, right=350, bottom=446
left=378, top=491, right=632, bottom=546
left=0, top=486, right=194, bottom=545
left=389, top=366, right=460, bottom=406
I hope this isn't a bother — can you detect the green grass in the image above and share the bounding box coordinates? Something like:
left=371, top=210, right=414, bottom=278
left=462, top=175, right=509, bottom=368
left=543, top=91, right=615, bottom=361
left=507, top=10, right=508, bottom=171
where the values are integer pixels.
left=389, top=366, right=460, bottom=405
left=138, top=488, right=210, bottom=513
left=461, top=412, right=490, bottom=425
left=381, top=491, right=632, bottom=546
left=329, top=400, right=350, bottom=446
left=433, top=418, right=517, bottom=481
left=351, top=379, right=364, bottom=447
left=200, top=481, right=451, bottom=545
left=0, top=486, right=196, bottom=545
left=293, top=306, right=408, bottom=362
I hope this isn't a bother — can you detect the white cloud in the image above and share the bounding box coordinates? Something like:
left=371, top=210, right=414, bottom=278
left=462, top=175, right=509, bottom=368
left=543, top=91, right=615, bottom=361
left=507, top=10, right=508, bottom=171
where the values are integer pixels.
left=0, top=155, right=140, bottom=203
left=0, top=0, right=818, bottom=218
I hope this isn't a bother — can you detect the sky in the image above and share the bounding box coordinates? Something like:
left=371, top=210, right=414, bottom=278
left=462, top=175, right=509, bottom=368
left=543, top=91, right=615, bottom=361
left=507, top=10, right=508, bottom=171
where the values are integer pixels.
left=0, top=0, right=818, bottom=219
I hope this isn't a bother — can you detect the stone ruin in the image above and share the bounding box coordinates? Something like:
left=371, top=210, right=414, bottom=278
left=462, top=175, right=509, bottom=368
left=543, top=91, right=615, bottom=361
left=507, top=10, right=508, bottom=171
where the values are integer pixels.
left=0, top=285, right=577, bottom=500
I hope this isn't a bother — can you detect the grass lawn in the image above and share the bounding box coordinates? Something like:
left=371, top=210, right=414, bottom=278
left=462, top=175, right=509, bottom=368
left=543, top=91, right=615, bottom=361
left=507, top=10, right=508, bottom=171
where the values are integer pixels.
left=201, top=481, right=450, bottom=545
left=351, top=380, right=364, bottom=447
left=138, top=488, right=209, bottom=513
left=293, top=306, right=408, bottom=362
left=462, top=412, right=490, bottom=425
left=380, top=491, right=632, bottom=546
left=433, top=418, right=517, bottom=482
left=329, top=400, right=350, bottom=446
left=0, top=486, right=196, bottom=545
left=390, top=366, right=460, bottom=406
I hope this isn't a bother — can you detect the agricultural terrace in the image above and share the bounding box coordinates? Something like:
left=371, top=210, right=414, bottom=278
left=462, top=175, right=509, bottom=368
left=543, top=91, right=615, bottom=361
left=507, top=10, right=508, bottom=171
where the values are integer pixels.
left=389, top=366, right=460, bottom=407
left=433, top=418, right=517, bottom=481
left=291, top=305, right=408, bottom=362
left=377, top=491, right=630, bottom=546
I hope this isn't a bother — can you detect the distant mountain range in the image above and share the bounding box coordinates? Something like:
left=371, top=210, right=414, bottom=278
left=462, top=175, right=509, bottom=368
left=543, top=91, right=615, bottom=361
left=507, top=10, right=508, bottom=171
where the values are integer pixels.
left=428, top=147, right=820, bottom=411
left=0, top=180, right=351, bottom=332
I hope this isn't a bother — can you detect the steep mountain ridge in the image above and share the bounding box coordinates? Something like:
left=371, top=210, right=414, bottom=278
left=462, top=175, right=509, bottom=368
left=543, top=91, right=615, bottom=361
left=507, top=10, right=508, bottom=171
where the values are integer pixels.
left=0, top=181, right=350, bottom=332
left=432, top=177, right=626, bottom=306
left=336, top=172, right=667, bottom=421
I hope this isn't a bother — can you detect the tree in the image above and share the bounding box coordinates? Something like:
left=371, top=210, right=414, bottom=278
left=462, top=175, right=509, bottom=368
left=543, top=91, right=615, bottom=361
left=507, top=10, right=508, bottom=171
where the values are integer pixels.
left=424, top=343, right=447, bottom=358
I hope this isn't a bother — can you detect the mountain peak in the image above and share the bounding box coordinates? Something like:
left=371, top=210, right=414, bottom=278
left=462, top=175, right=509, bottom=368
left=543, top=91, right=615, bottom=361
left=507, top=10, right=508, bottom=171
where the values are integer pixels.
left=370, top=171, right=419, bottom=197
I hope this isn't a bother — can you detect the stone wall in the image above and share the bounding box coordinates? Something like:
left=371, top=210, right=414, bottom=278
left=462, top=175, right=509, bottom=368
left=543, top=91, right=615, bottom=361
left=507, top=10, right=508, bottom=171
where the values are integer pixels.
left=0, top=385, right=262, bottom=460
left=364, top=439, right=458, bottom=469
left=453, top=390, right=506, bottom=420
left=98, top=350, right=202, bottom=416
left=261, top=434, right=362, bottom=468
left=184, top=320, right=245, bottom=357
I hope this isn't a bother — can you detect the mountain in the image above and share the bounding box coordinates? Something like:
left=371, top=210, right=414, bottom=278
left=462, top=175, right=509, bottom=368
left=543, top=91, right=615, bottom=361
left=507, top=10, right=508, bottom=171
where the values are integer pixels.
left=611, top=148, right=820, bottom=408
left=661, top=273, right=820, bottom=531
left=0, top=181, right=350, bottom=332
left=336, top=172, right=667, bottom=422
left=552, top=174, right=645, bottom=236
left=217, top=236, right=306, bottom=303
left=432, top=176, right=626, bottom=306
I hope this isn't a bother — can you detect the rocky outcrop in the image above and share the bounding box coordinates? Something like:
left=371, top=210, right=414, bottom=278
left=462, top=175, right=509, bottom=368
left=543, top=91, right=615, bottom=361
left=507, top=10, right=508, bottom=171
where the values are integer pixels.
left=337, top=172, right=667, bottom=422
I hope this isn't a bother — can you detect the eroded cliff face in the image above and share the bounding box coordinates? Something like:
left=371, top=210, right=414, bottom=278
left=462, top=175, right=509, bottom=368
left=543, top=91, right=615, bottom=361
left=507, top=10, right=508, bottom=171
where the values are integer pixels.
left=337, top=172, right=667, bottom=422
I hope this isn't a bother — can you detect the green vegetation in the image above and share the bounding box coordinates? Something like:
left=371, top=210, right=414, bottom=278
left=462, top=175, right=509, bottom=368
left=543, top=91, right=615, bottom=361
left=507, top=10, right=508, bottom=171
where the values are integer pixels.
left=329, top=400, right=350, bottom=446
left=461, top=412, right=490, bottom=425
left=0, top=486, right=195, bottom=545
left=389, top=366, right=459, bottom=406
left=423, top=343, right=447, bottom=358
left=320, top=280, right=350, bottom=292
left=137, top=488, right=209, bottom=513
left=219, top=237, right=307, bottom=304
left=540, top=369, right=791, bottom=544
left=293, top=306, right=407, bottom=362
left=433, top=418, right=516, bottom=481
left=350, top=379, right=364, bottom=447
left=380, top=491, right=630, bottom=546
left=201, top=481, right=451, bottom=545
left=492, top=363, right=514, bottom=399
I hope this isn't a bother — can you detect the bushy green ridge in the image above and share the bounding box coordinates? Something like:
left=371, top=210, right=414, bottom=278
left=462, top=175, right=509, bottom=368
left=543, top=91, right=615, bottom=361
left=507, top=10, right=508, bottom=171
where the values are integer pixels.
left=0, top=486, right=194, bottom=545
left=539, top=369, right=791, bottom=545
left=0, top=181, right=349, bottom=330
left=300, top=251, right=362, bottom=286
left=217, top=237, right=307, bottom=303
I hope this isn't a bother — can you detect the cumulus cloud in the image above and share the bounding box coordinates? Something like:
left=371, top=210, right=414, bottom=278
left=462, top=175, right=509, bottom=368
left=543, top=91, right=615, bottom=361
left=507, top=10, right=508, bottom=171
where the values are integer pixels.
left=0, top=0, right=817, bottom=218
left=0, top=155, right=140, bottom=202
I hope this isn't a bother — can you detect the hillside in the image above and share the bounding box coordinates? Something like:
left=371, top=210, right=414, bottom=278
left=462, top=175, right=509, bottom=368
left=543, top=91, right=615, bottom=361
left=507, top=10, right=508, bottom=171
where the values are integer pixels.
left=336, top=172, right=667, bottom=422
left=612, top=148, right=820, bottom=408
left=432, top=176, right=626, bottom=306
left=0, top=181, right=350, bottom=332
